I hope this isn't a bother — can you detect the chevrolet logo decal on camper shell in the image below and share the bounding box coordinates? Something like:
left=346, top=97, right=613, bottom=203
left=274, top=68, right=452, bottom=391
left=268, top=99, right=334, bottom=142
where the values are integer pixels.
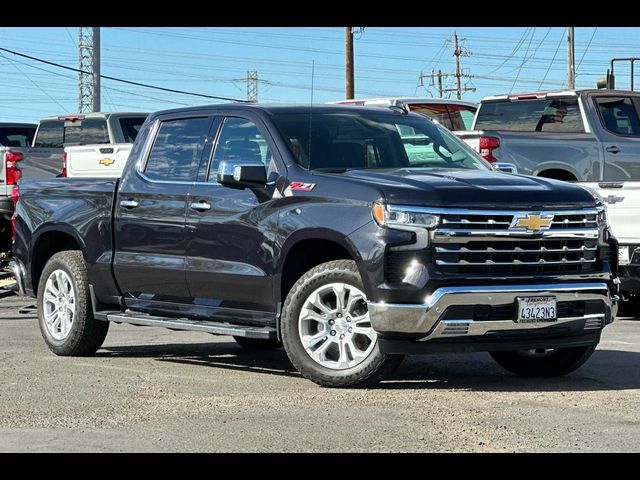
left=510, top=214, right=553, bottom=232
left=99, top=158, right=115, bottom=167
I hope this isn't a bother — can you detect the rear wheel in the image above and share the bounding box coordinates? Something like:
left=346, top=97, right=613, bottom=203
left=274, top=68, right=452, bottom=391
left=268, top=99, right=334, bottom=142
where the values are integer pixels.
left=281, top=260, right=403, bottom=388
left=489, top=345, right=596, bottom=377
left=233, top=336, right=282, bottom=351
left=37, top=250, right=109, bottom=356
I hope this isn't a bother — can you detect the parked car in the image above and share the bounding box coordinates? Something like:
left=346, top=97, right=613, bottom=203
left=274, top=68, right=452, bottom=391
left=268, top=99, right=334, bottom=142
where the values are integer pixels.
left=330, top=97, right=477, bottom=131
left=10, top=104, right=619, bottom=387
left=457, top=89, right=640, bottom=312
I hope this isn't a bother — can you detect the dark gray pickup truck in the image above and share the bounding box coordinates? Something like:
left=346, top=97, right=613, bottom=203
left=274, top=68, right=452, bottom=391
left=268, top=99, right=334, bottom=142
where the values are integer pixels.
left=10, top=104, right=620, bottom=387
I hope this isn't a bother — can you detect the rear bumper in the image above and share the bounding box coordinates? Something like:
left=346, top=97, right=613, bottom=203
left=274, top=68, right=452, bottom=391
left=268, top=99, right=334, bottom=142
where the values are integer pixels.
left=368, top=282, right=618, bottom=354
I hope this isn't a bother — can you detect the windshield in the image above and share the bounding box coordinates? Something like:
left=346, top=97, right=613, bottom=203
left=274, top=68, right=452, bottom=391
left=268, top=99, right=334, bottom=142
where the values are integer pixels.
left=271, top=112, right=490, bottom=172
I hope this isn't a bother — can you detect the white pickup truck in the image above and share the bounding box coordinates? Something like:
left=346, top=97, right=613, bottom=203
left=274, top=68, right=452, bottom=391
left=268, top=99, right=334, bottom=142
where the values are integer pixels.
left=458, top=89, right=640, bottom=312
left=61, top=112, right=149, bottom=178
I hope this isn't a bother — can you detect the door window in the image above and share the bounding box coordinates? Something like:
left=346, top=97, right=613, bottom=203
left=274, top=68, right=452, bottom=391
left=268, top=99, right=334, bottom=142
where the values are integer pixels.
left=207, top=117, right=273, bottom=182
left=144, top=117, right=213, bottom=182
left=594, top=96, right=640, bottom=137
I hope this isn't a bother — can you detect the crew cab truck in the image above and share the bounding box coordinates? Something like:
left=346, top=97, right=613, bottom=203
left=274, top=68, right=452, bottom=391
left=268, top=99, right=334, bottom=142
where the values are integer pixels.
left=10, top=104, right=619, bottom=387
left=461, top=89, right=640, bottom=312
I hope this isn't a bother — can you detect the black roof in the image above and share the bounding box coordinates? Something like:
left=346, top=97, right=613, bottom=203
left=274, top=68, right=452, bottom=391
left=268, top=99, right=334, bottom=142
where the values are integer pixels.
left=152, top=102, right=408, bottom=118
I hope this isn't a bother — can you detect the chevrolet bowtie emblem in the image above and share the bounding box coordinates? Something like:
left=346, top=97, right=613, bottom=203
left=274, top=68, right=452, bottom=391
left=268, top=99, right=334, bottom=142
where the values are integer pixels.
left=99, top=158, right=115, bottom=166
left=511, top=214, right=553, bottom=232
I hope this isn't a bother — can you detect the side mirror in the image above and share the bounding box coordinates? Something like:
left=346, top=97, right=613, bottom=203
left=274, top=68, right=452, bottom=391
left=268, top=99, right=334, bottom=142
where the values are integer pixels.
left=493, top=162, right=518, bottom=174
left=217, top=161, right=267, bottom=189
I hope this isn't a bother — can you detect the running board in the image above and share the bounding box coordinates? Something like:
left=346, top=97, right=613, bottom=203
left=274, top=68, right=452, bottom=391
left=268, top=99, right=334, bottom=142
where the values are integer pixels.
left=106, top=312, right=277, bottom=339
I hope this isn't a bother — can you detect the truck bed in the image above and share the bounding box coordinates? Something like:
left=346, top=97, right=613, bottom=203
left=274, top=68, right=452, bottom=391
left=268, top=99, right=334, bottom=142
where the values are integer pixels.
left=14, top=178, right=119, bottom=300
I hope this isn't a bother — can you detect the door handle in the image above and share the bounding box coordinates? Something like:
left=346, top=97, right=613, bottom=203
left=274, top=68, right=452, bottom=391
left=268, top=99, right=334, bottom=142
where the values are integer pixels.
left=606, top=146, right=621, bottom=154
left=190, top=201, right=211, bottom=212
left=120, top=199, right=139, bottom=209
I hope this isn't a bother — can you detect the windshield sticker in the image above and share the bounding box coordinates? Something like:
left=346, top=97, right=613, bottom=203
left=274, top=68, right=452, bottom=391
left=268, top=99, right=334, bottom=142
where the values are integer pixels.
left=290, top=182, right=316, bottom=191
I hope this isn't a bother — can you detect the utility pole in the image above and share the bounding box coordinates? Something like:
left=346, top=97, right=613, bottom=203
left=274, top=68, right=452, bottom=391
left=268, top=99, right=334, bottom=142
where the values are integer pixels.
left=567, top=27, right=575, bottom=89
left=453, top=32, right=462, bottom=100
left=78, top=27, right=100, bottom=113
left=422, top=33, right=475, bottom=99
left=247, top=70, right=258, bottom=103
left=345, top=27, right=354, bottom=99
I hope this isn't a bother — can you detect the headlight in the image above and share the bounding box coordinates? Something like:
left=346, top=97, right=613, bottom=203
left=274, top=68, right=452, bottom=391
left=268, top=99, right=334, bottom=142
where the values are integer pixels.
left=597, top=206, right=608, bottom=227
left=372, top=203, right=440, bottom=228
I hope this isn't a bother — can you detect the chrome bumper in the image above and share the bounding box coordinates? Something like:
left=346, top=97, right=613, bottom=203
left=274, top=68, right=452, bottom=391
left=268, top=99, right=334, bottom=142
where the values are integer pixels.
left=368, top=283, right=618, bottom=342
left=7, top=259, right=26, bottom=296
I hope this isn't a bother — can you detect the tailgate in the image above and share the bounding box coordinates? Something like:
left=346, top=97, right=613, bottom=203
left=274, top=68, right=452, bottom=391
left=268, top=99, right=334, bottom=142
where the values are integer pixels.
left=66, top=144, right=132, bottom=178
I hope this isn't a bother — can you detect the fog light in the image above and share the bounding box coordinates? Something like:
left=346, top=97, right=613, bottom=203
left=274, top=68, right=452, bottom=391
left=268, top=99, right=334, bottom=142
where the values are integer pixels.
left=403, top=259, right=429, bottom=288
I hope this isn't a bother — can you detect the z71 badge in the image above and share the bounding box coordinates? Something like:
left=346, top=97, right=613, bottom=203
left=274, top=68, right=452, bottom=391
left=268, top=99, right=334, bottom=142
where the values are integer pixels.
left=290, top=182, right=316, bottom=191
left=99, top=158, right=115, bottom=167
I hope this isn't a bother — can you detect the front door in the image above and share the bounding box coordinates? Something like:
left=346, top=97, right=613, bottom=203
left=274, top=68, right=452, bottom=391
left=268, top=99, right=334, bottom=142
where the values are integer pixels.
left=185, top=115, right=280, bottom=324
left=113, top=114, right=215, bottom=312
left=590, top=95, right=640, bottom=245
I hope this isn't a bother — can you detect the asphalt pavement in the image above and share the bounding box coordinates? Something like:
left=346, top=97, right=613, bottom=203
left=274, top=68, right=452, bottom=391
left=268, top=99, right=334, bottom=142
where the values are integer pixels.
left=0, top=293, right=638, bottom=452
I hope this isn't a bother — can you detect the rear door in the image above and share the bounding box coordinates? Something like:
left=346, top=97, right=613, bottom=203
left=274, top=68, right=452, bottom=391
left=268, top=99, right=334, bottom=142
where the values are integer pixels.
left=113, top=114, right=215, bottom=312
left=589, top=95, right=640, bottom=246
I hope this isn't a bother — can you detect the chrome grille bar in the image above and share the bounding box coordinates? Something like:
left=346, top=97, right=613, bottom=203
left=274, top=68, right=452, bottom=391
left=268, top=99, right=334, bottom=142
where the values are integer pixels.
left=435, top=258, right=597, bottom=266
left=435, top=245, right=598, bottom=253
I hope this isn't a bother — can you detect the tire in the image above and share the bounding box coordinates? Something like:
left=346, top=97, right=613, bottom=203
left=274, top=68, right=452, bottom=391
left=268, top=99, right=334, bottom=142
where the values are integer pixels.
left=489, top=345, right=597, bottom=377
left=618, top=296, right=639, bottom=317
left=37, top=250, right=109, bottom=356
left=233, top=336, right=282, bottom=351
left=280, top=259, right=404, bottom=388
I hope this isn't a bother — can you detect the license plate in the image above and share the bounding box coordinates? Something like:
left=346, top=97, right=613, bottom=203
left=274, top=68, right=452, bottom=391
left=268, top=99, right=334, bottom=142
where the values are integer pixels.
left=516, top=296, right=557, bottom=323
left=619, top=246, right=630, bottom=266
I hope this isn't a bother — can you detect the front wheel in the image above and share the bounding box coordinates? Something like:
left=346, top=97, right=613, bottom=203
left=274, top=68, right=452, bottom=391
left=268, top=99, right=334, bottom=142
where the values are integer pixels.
left=280, top=260, right=403, bottom=388
left=489, top=345, right=597, bottom=377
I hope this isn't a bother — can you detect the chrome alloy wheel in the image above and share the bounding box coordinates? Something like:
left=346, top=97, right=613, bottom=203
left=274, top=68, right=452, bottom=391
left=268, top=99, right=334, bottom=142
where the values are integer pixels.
left=298, top=282, right=377, bottom=370
left=42, top=269, right=76, bottom=341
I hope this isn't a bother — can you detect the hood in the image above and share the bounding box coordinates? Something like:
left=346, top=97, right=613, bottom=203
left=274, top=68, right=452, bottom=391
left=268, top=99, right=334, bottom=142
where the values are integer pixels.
left=340, top=168, right=597, bottom=209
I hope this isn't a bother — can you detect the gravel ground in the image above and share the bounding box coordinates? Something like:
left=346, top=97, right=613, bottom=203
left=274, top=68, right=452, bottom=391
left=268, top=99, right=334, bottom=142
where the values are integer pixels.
left=0, top=293, right=638, bottom=452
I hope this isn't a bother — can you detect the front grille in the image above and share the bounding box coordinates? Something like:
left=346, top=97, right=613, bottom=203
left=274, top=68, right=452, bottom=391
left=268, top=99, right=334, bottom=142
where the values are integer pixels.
left=439, top=212, right=598, bottom=230
left=435, top=239, right=598, bottom=274
left=433, top=209, right=600, bottom=275
left=442, top=300, right=603, bottom=322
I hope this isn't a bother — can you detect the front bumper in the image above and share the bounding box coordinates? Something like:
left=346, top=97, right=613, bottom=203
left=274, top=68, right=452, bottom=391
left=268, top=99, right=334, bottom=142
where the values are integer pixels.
left=368, top=282, right=618, bottom=353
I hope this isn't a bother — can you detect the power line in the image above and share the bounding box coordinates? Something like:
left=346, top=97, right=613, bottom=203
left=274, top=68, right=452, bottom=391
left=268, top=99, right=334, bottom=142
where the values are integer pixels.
left=510, top=27, right=536, bottom=93
left=577, top=27, right=598, bottom=73
left=539, top=30, right=566, bottom=89
left=0, top=51, right=70, bottom=112
left=0, top=46, right=247, bottom=103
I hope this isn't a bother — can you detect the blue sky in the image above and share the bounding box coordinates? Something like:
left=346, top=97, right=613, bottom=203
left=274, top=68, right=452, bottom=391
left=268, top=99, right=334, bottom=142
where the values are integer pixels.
left=0, top=26, right=638, bottom=123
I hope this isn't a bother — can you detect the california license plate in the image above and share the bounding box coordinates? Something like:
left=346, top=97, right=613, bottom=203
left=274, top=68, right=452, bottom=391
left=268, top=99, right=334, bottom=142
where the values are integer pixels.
left=618, top=246, right=630, bottom=266
left=516, top=296, right=557, bottom=323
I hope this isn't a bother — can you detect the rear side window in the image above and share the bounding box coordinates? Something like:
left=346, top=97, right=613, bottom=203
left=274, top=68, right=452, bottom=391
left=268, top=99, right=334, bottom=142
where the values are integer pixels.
left=475, top=98, right=584, bottom=133
left=144, top=117, right=213, bottom=182
left=408, top=103, right=477, bottom=131
left=119, top=116, right=147, bottom=143
left=0, top=127, right=36, bottom=147
left=594, top=96, right=640, bottom=136
left=34, top=121, right=64, bottom=148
